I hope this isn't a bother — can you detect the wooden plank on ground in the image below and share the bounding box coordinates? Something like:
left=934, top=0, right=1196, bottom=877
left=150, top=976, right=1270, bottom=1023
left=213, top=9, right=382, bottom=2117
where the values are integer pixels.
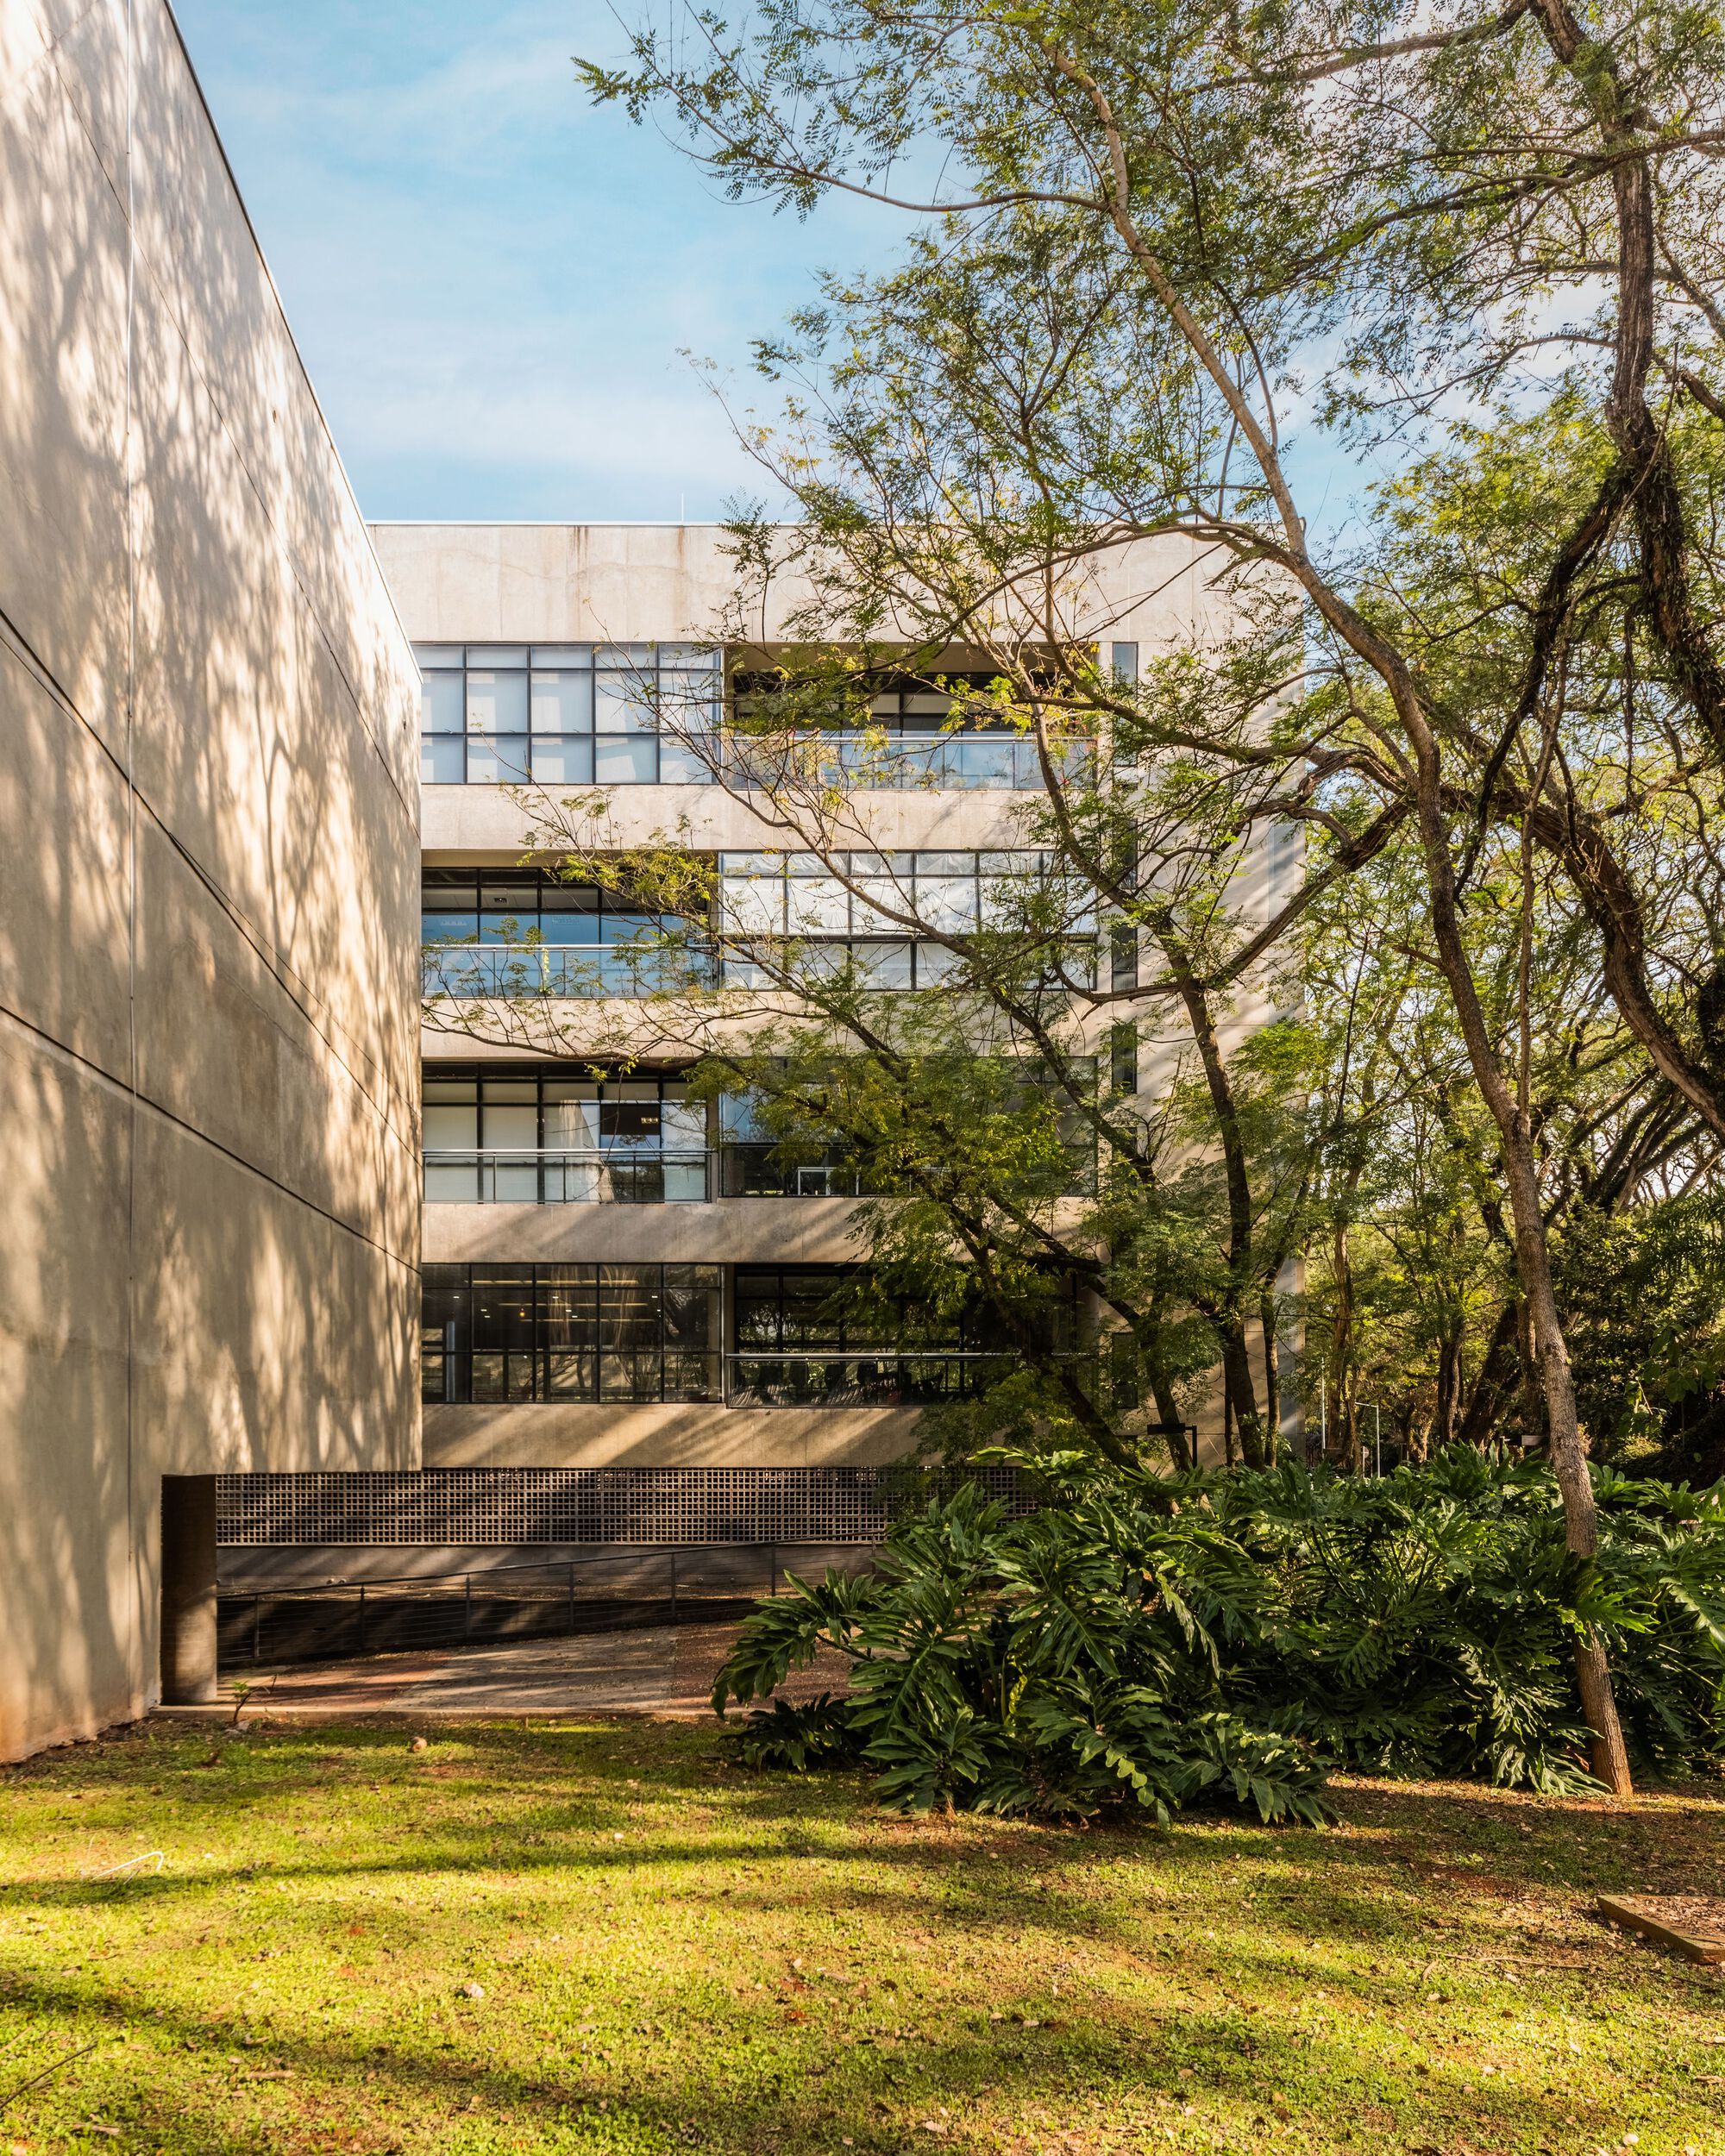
left=1597, top=1894, right=1725, bottom=1963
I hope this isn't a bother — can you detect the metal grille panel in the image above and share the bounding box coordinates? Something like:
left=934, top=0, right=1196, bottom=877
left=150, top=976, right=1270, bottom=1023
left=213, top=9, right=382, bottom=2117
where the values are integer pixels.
left=215, top=1467, right=1026, bottom=1548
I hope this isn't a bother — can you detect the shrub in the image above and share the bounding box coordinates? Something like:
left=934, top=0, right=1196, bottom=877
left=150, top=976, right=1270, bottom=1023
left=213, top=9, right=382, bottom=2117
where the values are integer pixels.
left=712, top=1451, right=1725, bottom=1819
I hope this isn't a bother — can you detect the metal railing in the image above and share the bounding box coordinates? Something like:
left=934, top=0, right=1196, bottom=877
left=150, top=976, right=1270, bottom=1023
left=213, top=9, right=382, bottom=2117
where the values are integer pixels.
left=423, top=947, right=716, bottom=1000
left=724, top=1350, right=1011, bottom=1408
left=718, top=1145, right=868, bottom=1198
left=725, top=735, right=1086, bottom=791
left=423, top=1145, right=884, bottom=1204
left=215, top=1543, right=875, bottom=1671
left=423, top=1148, right=712, bottom=1204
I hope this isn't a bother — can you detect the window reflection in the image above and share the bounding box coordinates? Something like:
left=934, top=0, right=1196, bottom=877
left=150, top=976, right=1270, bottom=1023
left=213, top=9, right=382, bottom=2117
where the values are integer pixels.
left=420, top=1261, right=722, bottom=1404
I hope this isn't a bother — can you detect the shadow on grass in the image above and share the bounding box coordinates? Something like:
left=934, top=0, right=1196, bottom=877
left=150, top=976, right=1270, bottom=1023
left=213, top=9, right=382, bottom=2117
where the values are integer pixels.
left=6, top=1725, right=1725, bottom=2151
left=0, top=1934, right=1707, bottom=2156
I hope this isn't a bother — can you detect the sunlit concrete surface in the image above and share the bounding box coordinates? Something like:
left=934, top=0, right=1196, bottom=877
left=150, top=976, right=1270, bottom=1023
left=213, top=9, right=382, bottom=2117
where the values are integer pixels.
left=174, top=1620, right=855, bottom=1720
left=0, top=0, right=422, bottom=1758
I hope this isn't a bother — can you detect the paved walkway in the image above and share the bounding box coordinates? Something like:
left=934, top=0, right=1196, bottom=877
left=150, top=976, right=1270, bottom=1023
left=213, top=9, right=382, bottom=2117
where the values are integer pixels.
left=166, top=1620, right=851, bottom=1724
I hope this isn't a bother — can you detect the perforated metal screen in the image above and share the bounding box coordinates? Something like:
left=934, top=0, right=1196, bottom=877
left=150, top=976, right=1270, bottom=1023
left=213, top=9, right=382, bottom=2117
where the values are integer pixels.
left=215, top=1466, right=1027, bottom=1548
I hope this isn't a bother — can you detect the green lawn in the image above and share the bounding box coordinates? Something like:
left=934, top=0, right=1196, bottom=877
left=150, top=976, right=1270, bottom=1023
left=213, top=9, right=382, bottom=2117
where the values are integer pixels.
left=3, top=1716, right=1725, bottom=2155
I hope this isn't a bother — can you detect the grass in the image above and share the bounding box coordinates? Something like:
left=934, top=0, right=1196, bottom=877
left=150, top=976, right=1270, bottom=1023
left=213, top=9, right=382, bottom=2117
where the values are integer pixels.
left=4, top=1716, right=1725, bottom=2154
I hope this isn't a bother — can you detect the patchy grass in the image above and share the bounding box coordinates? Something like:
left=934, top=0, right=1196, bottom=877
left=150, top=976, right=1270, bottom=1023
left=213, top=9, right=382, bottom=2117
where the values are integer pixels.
left=3, top=1717, right=1725, bottom=2154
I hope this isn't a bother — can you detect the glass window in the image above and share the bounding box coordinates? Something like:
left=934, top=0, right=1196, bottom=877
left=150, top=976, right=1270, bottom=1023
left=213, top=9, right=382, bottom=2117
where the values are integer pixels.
left=421, top=674, right=464, bottom=733
left=467, top=646, right=529, bottom=667
left=414, top=644, right=466, bottom=670
left=466, top=736, right=530, bottom=783
left=599, top=1263, right=663, bottom=1400
left=537, top=890, right=601, bottom=941
left=530, top=672, right=593, bottom=731
left=467, top=669, right=529, bottom=736
left=662, top=1096, right=707, bottom=1149
left=424, top=1102, right=479, bottom=1150
left=422, top=1264, right=472, bottom=1351
left=658, top=738, right=717, bottom=783
left=532, top=646, right=593, bottom=668
left=423, top=871, right=712, bottom=999
left=422, top=908, right=478, bottom=943
left=951, top=737, right=1016, bottom=787
left=721, top=873, right=781, bottom=937
left=481, top=1102, right=537, bottom=1150
left=423, top=1076, right=478, bottom=1104
left=1111, top=642, right=1139, bottom=682
left=915, top=943, right=964, bottom=986
left=530, top=737, right=594, bottom=784
left=902, top=693, right=950, bottom=724
left=420, top=736, right=466, bottom=784
left=471, top=1266, right=536, bottom=1351
left=659, top=670, right=721, bottom=722
left=480, top=882, right=537, bottom=926
left=663, top=1263, right=722, bottom=1399
left=595, top=674, right=656, bottom=734
left=544, top=1093, right=601, bottom=1148
left=594, top=735, right=658, bottom=783
left=600, top=1092, right=662, bottom=1145
left=787, top=875, right=850, bottom=934
left=856, top=942, right=914, bottom=987
left=915, top=875, right=977, bottom=933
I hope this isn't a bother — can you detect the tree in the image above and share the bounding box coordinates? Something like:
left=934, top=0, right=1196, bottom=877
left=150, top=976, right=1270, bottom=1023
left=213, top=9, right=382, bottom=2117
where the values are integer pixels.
left=576, top=0, right=1725, bottom=1791
left=429, top=631, right=1339, bottom=1471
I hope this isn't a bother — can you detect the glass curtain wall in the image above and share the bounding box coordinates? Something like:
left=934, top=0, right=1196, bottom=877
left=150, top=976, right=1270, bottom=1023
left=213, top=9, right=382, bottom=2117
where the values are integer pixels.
left=731, top=667, right=1081, bottom=790
left=421, top=868, right=712, bottom=998
left=717, top=850, right=1095, bottom=988
left=423, top=1068, right=709, bottom=1203
left=422, top=1263, right=723, bottom=1404
left=417, top=643, right=722, bottom=786
left=417, top=649, right=1091, bottom=792
left=728, top=1264, right=1019, bottom=1406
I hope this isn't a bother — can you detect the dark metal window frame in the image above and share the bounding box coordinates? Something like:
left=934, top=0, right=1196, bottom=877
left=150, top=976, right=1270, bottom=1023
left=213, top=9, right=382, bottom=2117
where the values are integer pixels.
left=423, top=1262, right=723, bottom=1407
left=715, top=849, right=1095, bottom=991
left=416, top=642, right=721, bottom=788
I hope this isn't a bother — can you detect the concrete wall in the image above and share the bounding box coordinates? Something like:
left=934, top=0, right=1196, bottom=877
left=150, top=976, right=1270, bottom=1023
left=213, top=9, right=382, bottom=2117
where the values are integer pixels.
left=368, top=521, right=1233, bottom=652
left=420, top=783, right=1028, bottom=858
left=422, top=1401, right=925, bottom=1470
left=0, top=0, right=422, bottom=1757
left=423, top=1197, right=866, bottom=1266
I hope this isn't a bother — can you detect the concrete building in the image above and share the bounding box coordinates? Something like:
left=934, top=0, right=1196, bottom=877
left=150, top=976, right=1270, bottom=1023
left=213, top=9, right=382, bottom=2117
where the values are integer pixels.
left=0, top=0, right=422, bottom=1757
left=355, top=522, right=1276, bottom=1518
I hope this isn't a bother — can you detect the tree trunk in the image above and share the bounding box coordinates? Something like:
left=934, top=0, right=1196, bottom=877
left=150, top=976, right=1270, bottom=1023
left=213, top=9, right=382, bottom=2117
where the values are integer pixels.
left=1329, top=1215, right=1354, bottom=1467
left=1163, top=942, right=1265, bottom=1463
left=1222, top=1326, right=1264, bottom=1467
left=1259, top=1288, right=1282, bottom=1467
left=1142, top=1331, right=1194, bottom=1471
left=1089, top=85, right=1633, bottom=1786
left=1457, top=1300, right=1521, bottom=1450
left=1408, top=709, right=1634, bottom=1792
left=1434, top=1323, right=1464, bottom=1451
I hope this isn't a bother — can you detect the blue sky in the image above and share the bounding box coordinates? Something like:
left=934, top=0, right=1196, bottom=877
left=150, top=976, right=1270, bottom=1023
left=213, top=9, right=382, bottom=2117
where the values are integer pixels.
left=172, top=1, right=1368, bottom=537
left=172, top=1, right=888, bottom=523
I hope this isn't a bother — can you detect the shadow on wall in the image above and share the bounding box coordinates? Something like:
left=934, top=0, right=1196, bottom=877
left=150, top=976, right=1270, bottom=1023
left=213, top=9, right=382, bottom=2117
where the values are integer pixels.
left=0, top=0, right=421, bottom=1760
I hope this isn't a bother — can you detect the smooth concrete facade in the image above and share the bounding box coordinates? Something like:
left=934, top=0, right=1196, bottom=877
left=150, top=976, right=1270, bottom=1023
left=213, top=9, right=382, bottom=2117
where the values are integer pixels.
left=1, top=0, right=422, bottom=1757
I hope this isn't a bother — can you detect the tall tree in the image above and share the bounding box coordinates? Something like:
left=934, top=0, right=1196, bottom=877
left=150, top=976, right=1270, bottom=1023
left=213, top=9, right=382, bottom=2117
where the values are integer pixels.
left=578, top=0, right=1725, bottom=1789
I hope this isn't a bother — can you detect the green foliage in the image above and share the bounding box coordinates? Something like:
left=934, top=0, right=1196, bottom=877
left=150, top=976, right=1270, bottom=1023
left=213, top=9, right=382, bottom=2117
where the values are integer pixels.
left=716, top=1454, right=1725, bottom=1815
left=1556, top=1195, right=1725, bottom=1477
